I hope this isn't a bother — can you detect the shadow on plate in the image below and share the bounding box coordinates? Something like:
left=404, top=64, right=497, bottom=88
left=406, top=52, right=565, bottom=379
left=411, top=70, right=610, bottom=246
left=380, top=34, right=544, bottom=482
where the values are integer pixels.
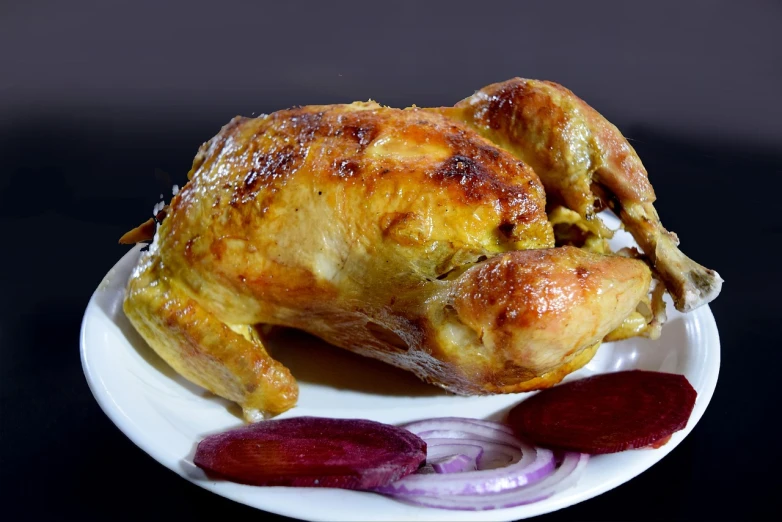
left=267, top=329, right=448, bottom=398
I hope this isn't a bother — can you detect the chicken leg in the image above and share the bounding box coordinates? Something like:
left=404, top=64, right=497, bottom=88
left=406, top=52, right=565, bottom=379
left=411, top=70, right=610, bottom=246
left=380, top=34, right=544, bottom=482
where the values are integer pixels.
left=431, top=78, right=722, bottom=312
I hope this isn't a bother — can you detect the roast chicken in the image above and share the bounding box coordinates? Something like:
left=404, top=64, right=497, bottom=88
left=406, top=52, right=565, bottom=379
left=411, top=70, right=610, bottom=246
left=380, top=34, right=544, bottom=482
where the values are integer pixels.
left=122, top=78, right=721, bottom=420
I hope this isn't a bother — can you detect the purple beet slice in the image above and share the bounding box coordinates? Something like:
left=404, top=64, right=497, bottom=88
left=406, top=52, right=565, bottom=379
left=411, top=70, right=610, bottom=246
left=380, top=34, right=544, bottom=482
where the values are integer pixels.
left=193, top=416, right=426, bottom=489
left=507, top=370, right=697, bottom=454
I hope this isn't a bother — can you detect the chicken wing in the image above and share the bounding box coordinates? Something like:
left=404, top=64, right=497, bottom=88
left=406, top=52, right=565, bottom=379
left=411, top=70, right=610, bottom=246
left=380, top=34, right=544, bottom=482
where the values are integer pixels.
left=123, top=102, right=651, bottom=419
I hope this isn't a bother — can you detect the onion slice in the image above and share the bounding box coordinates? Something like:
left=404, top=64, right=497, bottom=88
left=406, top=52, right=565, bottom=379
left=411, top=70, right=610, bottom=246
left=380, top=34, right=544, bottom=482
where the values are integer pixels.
left=432, top=454, right=476, bottom=474
left=389, top=452, right=589, bottom=511
left=426, top=440, right=484, bottom=462
left=415, top=429, right=521, bottom=447
left=426, top=438, right=520, bottom=472
left=375, top=419, right=555, bottom=496
left=370, top=417, right=589, bottom=511
left=404, top=417, right=516, bottom=435
left=375, top=439, right=553, bottom=496
left=404, top=418, right=520, bottom=446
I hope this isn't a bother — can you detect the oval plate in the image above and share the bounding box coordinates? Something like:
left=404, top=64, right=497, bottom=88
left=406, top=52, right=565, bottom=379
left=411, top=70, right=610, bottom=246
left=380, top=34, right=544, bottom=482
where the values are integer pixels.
left=81, top=219, right=719, bottom=522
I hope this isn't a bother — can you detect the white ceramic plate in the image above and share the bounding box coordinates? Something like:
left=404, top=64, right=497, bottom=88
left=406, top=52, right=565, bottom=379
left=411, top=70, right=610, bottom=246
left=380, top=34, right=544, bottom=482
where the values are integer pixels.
left=81, top=217, right=720, bottom=522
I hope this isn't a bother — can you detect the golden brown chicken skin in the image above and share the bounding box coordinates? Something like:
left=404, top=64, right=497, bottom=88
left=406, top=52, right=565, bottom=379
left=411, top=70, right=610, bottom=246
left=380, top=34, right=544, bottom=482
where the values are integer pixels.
left=123, top=100, right=652, bottom=420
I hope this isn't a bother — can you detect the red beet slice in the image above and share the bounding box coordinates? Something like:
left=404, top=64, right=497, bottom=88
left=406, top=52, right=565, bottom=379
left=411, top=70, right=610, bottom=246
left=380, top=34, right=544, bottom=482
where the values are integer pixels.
left=193, top=416, right=426, bottom=489
left=507, top=370, right=697, bottom=454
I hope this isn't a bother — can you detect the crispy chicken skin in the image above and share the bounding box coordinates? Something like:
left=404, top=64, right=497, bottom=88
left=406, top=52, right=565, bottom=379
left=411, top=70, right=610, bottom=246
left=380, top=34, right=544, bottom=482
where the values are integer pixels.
left=123, top=99, right=652, bottom=419
left=434, top=78, right=722, bottom=312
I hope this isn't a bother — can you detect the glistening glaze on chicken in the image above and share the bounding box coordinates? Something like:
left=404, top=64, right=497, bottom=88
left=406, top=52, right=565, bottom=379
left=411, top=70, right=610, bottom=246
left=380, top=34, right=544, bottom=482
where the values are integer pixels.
left=122, top=87, right=692, bottom=420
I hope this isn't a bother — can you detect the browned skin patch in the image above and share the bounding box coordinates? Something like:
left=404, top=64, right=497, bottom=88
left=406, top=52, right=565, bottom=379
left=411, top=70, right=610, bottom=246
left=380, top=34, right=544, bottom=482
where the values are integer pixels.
left=498, top=221, right=516, bottom=239
left=432, top=155, right=526, bottom=208
left=339, top=123, right=378, bottom=148
left=187, top=116, right=251, bottom=181
left=233, top=145, right=301, bottom=206
left=333, top=158, right=361, bottom=178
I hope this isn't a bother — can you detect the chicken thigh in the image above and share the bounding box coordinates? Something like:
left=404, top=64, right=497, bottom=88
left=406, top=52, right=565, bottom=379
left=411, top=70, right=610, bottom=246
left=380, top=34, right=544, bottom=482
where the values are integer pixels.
left=123, top=102, right=651, bottom=420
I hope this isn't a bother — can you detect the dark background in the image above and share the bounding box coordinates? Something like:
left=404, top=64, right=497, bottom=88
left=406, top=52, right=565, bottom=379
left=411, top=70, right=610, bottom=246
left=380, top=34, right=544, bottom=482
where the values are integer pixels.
left=1, top=1, right=780, bottom=520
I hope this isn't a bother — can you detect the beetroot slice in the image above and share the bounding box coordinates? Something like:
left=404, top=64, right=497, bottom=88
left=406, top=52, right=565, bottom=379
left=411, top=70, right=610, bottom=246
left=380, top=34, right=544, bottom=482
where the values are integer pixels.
left=507, top=370, right=697, bottom=454
left=193, top=416, right=426, bottom=489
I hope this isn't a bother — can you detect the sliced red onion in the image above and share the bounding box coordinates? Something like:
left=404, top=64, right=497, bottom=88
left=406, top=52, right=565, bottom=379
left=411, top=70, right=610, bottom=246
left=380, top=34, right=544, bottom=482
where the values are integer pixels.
left=404, top=417, right=516, bottom=435
left=373, top=438, right=554, bottom=496
left=369, top=417, right=589, bottom=511
left=415, top=429, right=521, bottom=447
left=388, top=452, right=589, bottom=511
left=431, top=454, right=476, bottom=474
left=478, top=446, right=519, bottom=470
left=425, top=437, right=520, bottom=470
left=404, top=418, right=520, bottom=447
left=426, top=440, right=484, bottom=462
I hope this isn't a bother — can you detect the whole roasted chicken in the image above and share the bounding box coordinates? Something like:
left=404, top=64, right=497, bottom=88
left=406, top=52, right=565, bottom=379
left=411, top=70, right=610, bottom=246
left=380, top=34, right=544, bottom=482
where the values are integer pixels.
left=122, top=79, right=721, bottom=420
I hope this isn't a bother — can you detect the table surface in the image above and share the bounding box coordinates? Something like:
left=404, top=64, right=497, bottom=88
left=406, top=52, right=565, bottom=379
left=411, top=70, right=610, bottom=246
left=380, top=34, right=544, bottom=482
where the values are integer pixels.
left=1, top=2, right=780, bottom=521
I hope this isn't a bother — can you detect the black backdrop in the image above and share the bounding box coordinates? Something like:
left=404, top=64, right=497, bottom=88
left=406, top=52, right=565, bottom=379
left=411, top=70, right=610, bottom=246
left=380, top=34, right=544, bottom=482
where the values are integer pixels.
left=1, top=1, right=780, bottom=521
